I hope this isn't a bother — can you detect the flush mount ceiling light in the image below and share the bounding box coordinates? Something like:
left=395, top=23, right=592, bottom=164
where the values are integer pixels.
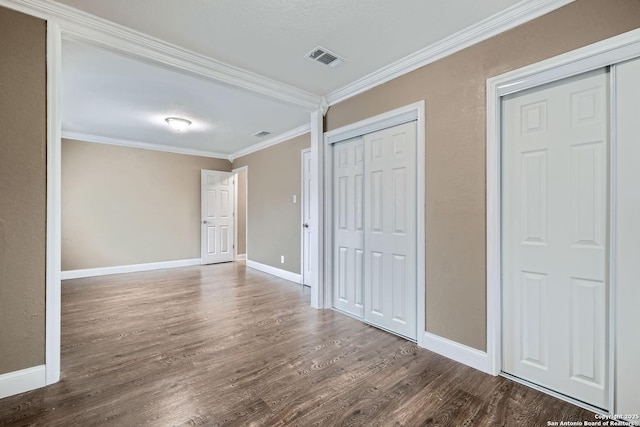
left=165, top=117, right=192, bottom=131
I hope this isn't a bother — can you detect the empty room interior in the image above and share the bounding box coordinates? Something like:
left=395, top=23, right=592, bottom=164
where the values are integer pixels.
left=1, top=0, right=640, bottom=425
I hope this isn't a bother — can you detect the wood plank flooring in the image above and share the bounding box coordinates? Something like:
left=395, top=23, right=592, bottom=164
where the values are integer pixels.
left=0, top=262, right=598, bottom=426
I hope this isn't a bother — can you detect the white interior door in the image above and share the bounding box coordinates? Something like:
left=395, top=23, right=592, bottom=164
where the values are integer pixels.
left=614, top=57, right=640, bottom=422
left=302, top=149, right=313, bottom=287
left=502, top=69, right=609, bottom=409
left=363, top=122, right=417, bottom=340
left=201, top=170, right=235, bottom=265
left=332, top=137, right=365, bottom=317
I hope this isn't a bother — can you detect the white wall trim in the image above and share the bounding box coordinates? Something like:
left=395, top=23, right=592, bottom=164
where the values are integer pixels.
left=326, top=0, right=574, bottom=106
left=62, top=131, right=230, bottom=160
left=229, top=124, right=311, bottom=162
left=421, top=332, right=490, bottom=374
left=310, top=111, right=325, bottom=308
left=0, top=0, right=322, bottom=112
left=232, top=166, right=248, bottom=262
left=45, top=19, right=62, bottom=387
left=300, top=148, right=311, bottom=287
left=246, top=260, right=301, bottom=284
left=486, top=27, right=640, bottom=387
left=325, top=109, right=419, bottom=144
left=322, top=101, right=426, bottom=337
left=61, top=258, right=201, bottom=280
left=0, top=365, right=47, bottom=400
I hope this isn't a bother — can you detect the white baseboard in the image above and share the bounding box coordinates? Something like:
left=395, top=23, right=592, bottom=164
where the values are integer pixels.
left=0, top=365, right=46, bottom=400
left=246, top=260, right=301, bottom=284
left=61, top=258, right=202, bottom=280
left=236, top=254, right=247, bottom=261
left=421, top=332, right=490, bottom=374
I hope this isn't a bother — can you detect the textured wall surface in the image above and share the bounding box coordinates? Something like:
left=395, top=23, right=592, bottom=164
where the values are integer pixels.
left=62, top=140, right=231, bottom=270
left=0, top=6, right=47, bottom=375
left=232, top=134, right=310, bottom=274
left=325, top=0, right=640, bottom=351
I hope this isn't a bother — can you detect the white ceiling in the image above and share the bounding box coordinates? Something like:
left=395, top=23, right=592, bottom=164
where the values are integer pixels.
left=62, top=40, right=310, bottom=156
left=54, top=0, right=532, bottom=156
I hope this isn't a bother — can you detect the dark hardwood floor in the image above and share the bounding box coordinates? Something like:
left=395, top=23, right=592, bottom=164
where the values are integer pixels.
left=0, top=262, right=597, bottom=426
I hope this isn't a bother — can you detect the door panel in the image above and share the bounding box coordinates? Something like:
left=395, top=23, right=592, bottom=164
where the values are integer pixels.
left=332, top=137, right=365, bottom=317
left=363, top=122, right=417, bottom=340
left=201, top=170, right=234, bottom=264
left=502, top=69, right=608, bottom=409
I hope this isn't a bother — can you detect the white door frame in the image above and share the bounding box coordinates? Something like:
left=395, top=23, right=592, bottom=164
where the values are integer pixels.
left=486, top=28, right=640, bottom=415
left=300, top=148, right=311, bottom=286
left=232, top=166, right=248, bottom=261
left=323, top=101, right=426, bottom=346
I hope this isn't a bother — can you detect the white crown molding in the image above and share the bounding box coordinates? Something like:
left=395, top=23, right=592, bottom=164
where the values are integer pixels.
left=0, top=0, right=322, bottom=112
left=326, top=0, right=575, bottom=106
left=62, top=131, right=231, bottom=160
left=229, top=124, right=311, bottom=162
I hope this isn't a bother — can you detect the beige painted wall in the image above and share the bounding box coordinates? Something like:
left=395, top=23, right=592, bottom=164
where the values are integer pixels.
left=236, top=170, right=247, bottom=255
left=62, top=140, right=231, bottom=270
left=0, top=6, right=46, bottom=375
left=232, top=134, right=310, bottom=274
left=325, top=0, right=640, bottom=351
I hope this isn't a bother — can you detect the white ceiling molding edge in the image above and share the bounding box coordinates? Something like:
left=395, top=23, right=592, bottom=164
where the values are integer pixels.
left=0, top=0, right=323, bottom=112
left=229, top=124, right=311, bottom=162
left=325, top=0, right=575, bottom=106
left=62, top=131, right=231, bottom=161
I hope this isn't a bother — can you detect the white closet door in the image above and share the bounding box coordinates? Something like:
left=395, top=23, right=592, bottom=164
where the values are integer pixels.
left=332, top=137, right=365, bottom=317
left=363, top=122, right=417, bottom=340
left=614, top=57, right=640, bottom=423
left=502, top=69, right=609, bottom=409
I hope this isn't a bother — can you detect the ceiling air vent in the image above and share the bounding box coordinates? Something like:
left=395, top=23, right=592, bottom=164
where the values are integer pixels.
left=306, top=46, right=345, bottom=68
left=253, top=130, right=271, bottom=137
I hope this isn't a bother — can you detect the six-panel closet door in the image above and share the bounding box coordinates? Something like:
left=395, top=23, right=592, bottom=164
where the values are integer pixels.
left=363, top=122, right=417, bottom=339
left=333, top=136, right=365, bottom=318
left=501, top=69, right=609, bottom=409
left=332, top=121, right=417, bottom=340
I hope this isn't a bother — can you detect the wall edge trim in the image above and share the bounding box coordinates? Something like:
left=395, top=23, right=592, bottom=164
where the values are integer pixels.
left=246, top=260, right=301, bottom=284
left=0, top=365, right=46, bottom=400
left=62, top=131, right=231, bottom=160
left=421, top=332, right=490, bottom=374
left=61, top=258, right=202, bottom=280
left=325, top=0, right=574, bottom=105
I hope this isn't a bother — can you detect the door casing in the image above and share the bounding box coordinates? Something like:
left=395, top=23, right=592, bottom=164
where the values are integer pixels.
left=323, top=101, right=426, bottom=346
left=486, top=27, right=640, bottom=416
left=232, top=166, right=248, bottom=261
left=301, top=149, right=312, bottom=286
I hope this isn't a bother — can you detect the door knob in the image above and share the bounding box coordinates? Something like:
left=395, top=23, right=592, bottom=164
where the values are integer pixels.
left=202, top=220, right=208, bottom=224
left=303, top=223, right=309, bottom=228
